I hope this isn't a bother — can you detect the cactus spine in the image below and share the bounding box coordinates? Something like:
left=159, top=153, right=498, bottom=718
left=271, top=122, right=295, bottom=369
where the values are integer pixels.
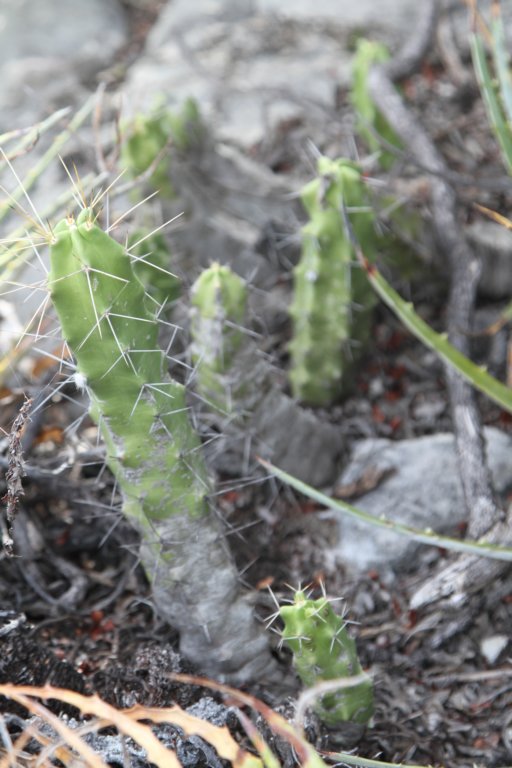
left=48, top=208, right=279, bottom=685
left=279, top=589, right=373, bottom=726
left=189, top=262, right=248, bottom=414
left=288, top=157, right=377, bottom=406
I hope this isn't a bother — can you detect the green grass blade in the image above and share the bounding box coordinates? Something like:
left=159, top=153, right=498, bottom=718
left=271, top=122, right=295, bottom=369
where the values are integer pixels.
left=491, top=13, right=512, bottom=124
left=471, top=29, right=512, bottom=173
left=259, top=459, right=512, bottom=561
left=0, top=107, right=71, bottom=163
left=0, top=95, right=96, bottom=225
left=325, top=751, right=438, bottom=768
left=358, top=257, right=512, bottom=414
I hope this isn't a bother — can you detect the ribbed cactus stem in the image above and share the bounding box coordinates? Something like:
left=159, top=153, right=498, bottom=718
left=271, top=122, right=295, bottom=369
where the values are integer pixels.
left=351, top=39, right=400, bottom=169
left=190, top=262, right=248, bottom=413
left=279, top=589, right=373, bottom=725
left=48, top=208, right=279, bottom=685
left=288, top=157, right=377, bottom=406
left=121, top=98, right=202, bottom=197
left=128, top=229, right=181, bottom=307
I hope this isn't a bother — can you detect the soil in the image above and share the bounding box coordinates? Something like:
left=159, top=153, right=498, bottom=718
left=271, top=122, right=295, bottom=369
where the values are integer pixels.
left=1, top=5, right=512, bottom=768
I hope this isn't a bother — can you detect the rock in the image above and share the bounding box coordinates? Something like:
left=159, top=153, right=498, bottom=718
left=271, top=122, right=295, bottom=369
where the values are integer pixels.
left=258, top=0, right=420, bottom=30
left=123, top=0, right=421, bottom=148
left=159, top=127, right=301, bottom=289
left=250, top=389, right=343, bottom=487
left=196, top=346, right=344, bottom=487
left=0, top=0, right=128, bottom=129
left=480, top=634, right=509, bottom=665
left=324, top=427, right=512, bottom=573
left=467, top=220, right=512, bottom=300
left=0, top=57, right=88, bottom=131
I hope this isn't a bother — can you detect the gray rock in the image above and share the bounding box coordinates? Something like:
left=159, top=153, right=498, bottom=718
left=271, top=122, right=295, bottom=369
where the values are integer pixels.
left=258, top=0, right=420, bottom=31
left=0, top=0, right=126, bottom=68
left=0, top=57, right=88, bottom=129
left=162, top=130, right=300, bottom=288
left=466, top=220, right=512, bottom=300
left=195, top=346, right=343, bottom=488
left=0, top=0, right=128, bottom=128
left=325, top=427, right=512, bottom=573
left=251, top=388, right=343, bottom=487
left=123, top=0, right=421, bottom=149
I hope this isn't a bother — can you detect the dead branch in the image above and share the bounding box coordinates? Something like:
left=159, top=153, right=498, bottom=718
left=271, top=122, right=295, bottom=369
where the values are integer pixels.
left=368, top=0, right=511, bottom=607
left=2, top=397, right=32, bottom=557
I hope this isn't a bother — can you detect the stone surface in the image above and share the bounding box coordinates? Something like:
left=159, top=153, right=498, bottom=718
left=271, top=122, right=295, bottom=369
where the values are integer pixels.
left=466, top=220, right=512, bottom=300
left=123, top=0, right=422, bottom=147
left=325, top=428, right=512, bottom=573
left=0, top=0, right=128, bottom=129
left=162, top=131, right=300, bottom=288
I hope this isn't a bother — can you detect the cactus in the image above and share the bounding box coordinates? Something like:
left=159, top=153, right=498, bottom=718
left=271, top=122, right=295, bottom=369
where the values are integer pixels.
left=121, top=98, right=202, bottom=197
left=471, top=3, right=512, bottom=174
left=288, top=157, right=378, bottom=406
left=279, top=589, right=373, bottom=726
left=127, top=228, right=181, bottom=307
left=189, top=262, right=248, bottom=414
left=48, top=207, right=279, bottom=685
left=350, top=39, right=401, bottom=169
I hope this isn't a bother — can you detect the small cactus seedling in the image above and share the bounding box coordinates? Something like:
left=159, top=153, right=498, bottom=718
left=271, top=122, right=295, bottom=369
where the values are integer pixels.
left=48, top=207, right=279, bottom=685
left=288, top=156, right=378, bottom=406
left=121, top=98, right=202, bottom=197
left=279, top=589, right=373, bottom=726
left=351, top=39, right=401, bottom=169
left=189, top=262, right=248, bottom=414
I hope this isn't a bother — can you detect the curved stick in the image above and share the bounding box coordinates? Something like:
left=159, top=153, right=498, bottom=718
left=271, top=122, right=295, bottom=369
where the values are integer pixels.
left=368, top=0, right=510, bottom=607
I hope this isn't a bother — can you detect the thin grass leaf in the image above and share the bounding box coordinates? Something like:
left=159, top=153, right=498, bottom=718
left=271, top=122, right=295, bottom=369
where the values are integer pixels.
left=0, top=97, right=95, bottom=226
left=258, top=459, right=512, bottom=562
left=236, top=711, right=281, bottom=768
left=358, top=255, right=512, bottom=414
left=0, top=107, right=71, bottom=162
left=323, top=750, right=441, bottom=768
left=491, top=11, right=512, bottom=124
left=471, top=26, right=512, bottom=172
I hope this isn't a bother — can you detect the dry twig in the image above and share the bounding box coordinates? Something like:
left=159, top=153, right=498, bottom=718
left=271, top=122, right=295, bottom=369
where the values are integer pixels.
left=367, top=0, right=511, bottom=607
left=2, top=397, right=32, bottom=556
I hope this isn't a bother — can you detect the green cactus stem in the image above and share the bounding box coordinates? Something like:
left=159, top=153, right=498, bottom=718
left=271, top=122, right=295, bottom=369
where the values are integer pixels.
left=350, top=39, right=401, bottom=169
left=189, top=262, right=248, bottom=414
left=288, top=156, right=377, bottom=406
left=127, top=228, right=181, bottom=307
left=48, top=208, right=279, bottom=685
left=279, top=589, right=373, bottom=726
left=121, top=99, right=202, bottom=197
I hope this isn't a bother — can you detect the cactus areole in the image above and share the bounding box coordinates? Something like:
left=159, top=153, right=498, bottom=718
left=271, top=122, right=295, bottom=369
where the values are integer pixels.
left=48, top=208, right=280, bottom=685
